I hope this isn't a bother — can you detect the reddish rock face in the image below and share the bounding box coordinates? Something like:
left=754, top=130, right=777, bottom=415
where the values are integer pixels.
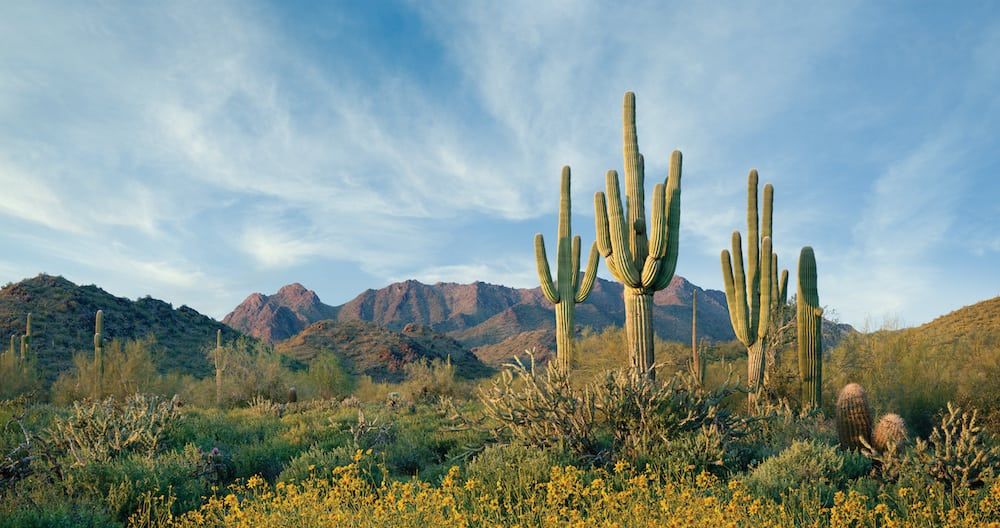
left=222, top=277, right=744, bottom=360
left=223, top=284, right=338, bottom=343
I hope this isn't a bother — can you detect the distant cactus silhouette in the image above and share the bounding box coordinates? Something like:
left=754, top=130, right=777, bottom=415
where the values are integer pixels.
left=836, top=383, right=873, bottom=450
left=690, top=290, right=705, bottom=386
left=594, top=92, right=683, bottom=377
left=20, top=313, right=31, bottom=363
left=797, top=247, right=823, bottom=410
left=94, top=310, right=104, bottom=398
left=535, top=166, right=599, bottom=373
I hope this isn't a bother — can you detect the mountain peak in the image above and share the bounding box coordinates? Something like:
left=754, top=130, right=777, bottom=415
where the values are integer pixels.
left=223, top=283, right=337, bottom=342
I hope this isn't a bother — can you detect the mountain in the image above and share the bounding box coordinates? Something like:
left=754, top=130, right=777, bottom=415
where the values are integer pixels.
left=223, top=283, right=337, bottom=342
left=275, top=320, right=492, bottom=382
left=225, top=276, right=740, bottom=365
left=0, top=274, right=241, bottom=380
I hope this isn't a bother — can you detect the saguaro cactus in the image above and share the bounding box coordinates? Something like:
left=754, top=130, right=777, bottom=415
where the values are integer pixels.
left=721, top=170, right=787, bottom=405
left=535, top=166, right=600, bottom=373
left=797, top=247, right=823, bottom=410
left=594, top=92, right=682, bottom=377
left=94, top=310, right=104, bottom=398
left=215, top=329, right=225, bottom=406
left=836, top=383, right=873, bottom=451
left=20, top=313, right=31, bottom=363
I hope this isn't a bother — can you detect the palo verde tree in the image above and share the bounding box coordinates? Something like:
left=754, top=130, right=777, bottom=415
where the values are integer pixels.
left=535, top=166, right=600, bottom=374
left=594, top=92, right=682, bottom=378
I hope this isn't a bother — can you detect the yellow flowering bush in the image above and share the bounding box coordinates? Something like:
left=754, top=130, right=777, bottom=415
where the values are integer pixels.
left=172, top=452, right=1000, bottom=528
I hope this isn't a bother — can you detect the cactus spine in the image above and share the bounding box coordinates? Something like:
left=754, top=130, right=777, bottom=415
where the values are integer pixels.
left=721, top=171, right=787, bottom=406
left=836, top=383, right=873, bottom=450
left=535, top=166, right=600, bottom=373
left=797, top=247, right=823, bottom=410
left=94, top=310, right=104, bottom=398
left=594, top=92, right=682, bottom=377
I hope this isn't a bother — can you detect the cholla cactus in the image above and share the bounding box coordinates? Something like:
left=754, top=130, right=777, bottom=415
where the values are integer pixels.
left=594, top=92, right=683, bottom=377
left=721, top=171, right=788, bottom=406
left=836, top=383, right=873, bottom=451
left=535, top=166, right=600, bottom=373
left=914, top=403, right=1000, bottom=489
left=872, top=413, right=908, bottom=452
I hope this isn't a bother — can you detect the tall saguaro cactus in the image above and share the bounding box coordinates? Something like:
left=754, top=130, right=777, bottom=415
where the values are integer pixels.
left=214, top=329, right=225, bottom=406
left=535, top=166, right=600, bottom=373
left=797, top=247, right=823, bottom=410
left=94, top=310, right=104, bottom=398
left=594, top=92, right=682, bottom=377
left=721, top=170, right=787, bottom=406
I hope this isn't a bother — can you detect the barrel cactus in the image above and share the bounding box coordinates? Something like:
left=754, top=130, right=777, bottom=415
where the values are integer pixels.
left=594, top=92, right=682, bottom=377
left=535, top=166, right=600, bottom=373
left=797, top=247, right=823, bottom=410
left=720, top=171, right=788, bottom=405
left=288, top=386, right=298, bottom=404
left=836, top=383, right=873, bottom=451
left=873, top=413, right=908, bottom=452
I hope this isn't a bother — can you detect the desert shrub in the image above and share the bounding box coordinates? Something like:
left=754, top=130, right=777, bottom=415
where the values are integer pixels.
left=278, top=444, right=357, bottom=483
left=229, top=435, right=298, bottom=481
left=51, top=337, right=163, bottom=404
left=0, top=503, right=116, bottom=528
left=213, top=337, right=292, bottom=406
left=0, top=352, right=42, bottom=400
left=593, top=368, right=744, bottom=461
left=60, top=444, right=209, bottom=522
left=44, top=394, right=180, bottom=466
left=746, top=440, right=871, bottom=503
left=397, top=358, right=468, bottom=403
left=464, top=443, right=566, bottom=512
left=299, top=353, right=354, bottom=400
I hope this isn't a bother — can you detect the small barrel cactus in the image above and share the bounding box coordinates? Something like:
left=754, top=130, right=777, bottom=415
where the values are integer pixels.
left=288, top=387, right=298, bottom=404
left=836, top=383, right=873, bottom=450
left=873, top=413, right=908, bottom=452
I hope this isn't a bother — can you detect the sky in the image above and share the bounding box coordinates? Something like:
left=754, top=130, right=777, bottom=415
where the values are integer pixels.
left=0, top=1, right=998, bottom=330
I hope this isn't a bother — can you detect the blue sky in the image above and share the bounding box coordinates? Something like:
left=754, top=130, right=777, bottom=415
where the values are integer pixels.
left=0, top=1, right=997, bottom=329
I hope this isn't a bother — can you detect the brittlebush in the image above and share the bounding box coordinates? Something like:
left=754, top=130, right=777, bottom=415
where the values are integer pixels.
left=172, top=451, right=1000, bottom=528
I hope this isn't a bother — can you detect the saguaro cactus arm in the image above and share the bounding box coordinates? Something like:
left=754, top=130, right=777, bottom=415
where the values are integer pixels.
left=534, top=234, right=559, bottom=304
left=575, top=242, right=599, bottom=303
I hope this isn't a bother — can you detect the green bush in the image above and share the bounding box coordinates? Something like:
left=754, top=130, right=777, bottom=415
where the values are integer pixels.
left=465, top=443, right=566, bottom=513
left=746, top=439, right=870, bottom=503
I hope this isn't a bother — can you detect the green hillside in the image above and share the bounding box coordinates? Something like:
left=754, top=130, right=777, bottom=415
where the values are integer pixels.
left=0, top=274, right=242, bottom=380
